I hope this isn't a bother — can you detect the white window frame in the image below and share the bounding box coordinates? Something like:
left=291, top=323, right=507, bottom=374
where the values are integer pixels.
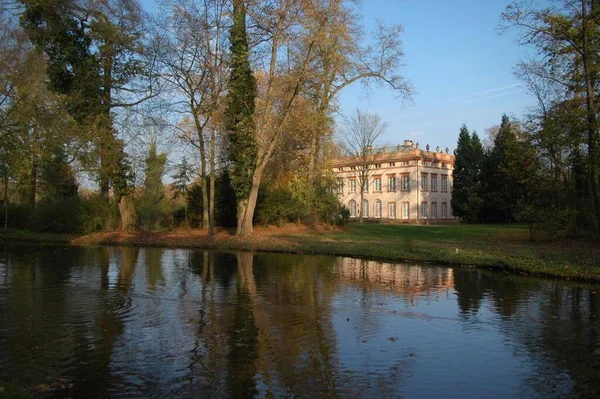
left=375, top=200, right=382, bottom=218
left=402, top=202, right=409, bottom=219
left=402, top=175, right=410, bottom=191
left=389, top=202, right=396, bottom=219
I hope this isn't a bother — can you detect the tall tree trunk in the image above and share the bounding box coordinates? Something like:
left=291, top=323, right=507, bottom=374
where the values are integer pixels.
left=209, top=127, right=216, bottom=236
left=236, top=199, right=248, bottom=236
left=100, top=152, right=110, bottom=199
left=191, top=107, right=209, bottom=230
left=308, top=133, right=317, bottom=185
left=359, top=186, right=364, bottom=224
left=101, top=42, right=114, bottom=201
left=237, top=165, right=264, bottom=237
left=581, top=0, right=600, bottom=225
left=118, top=194, right=136, bottom=231
left=30, top=161, right=37, bottom=208
left=3, top=176, right=8, bottom=230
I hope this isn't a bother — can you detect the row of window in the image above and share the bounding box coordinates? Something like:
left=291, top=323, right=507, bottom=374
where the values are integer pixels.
left=348, top=200, right=449, bottom=219
left=336, top=161, right=448, bottom=172
left=337, top=174, right=449, bottom=194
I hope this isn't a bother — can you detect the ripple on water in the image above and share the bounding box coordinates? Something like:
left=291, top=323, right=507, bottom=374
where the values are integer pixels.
left=1, top=246, right=600, bottom=398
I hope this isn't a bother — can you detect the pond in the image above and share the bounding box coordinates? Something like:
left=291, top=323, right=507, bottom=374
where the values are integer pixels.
left=0, top=244, right=599, bottom=398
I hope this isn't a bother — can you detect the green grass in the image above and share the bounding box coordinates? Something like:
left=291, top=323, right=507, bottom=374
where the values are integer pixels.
left=0, top=229, right=70, bottom=243
left=1, top=224, right=599, bottom=282
left=273, top=224, right=600, bottom=282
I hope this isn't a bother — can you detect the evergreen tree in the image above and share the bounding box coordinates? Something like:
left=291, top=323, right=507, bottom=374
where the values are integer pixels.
left=20, top=0, right=145, bottom=202
left=451, top=124, right=484, bottom=222
left=171, top=158, right=191, bottom=227
left=40, top=148, right=79, bottom=201
left=138, top=142, right=166, bottom=229
left=481, top=114, right=541, bottom=224
left=223, top=0, right=257, bottom=235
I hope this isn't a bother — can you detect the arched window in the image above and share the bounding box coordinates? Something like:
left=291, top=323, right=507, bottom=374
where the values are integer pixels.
left=402, top=202, right=410, bottom=219
left=362, top=200, right=369, bottom=218
left=349, top=200, right=356, bottom=218
left=375, top=200, right=382, bottom=218
left=389, top=202, right=396, bottom=219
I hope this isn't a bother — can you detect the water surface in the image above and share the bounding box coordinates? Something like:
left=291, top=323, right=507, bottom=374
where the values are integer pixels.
left=0, top=244, right=599, bottom=398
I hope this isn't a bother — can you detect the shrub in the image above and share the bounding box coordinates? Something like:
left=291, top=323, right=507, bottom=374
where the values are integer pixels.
left=256, top=188, right=307, bottom=226
left=28, top=198, right=82, bottom=233
left=79, top=195, right=119, bottom=233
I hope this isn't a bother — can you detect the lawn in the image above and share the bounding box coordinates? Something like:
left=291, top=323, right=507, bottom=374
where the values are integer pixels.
left=1, top=223, right=599, bottom=282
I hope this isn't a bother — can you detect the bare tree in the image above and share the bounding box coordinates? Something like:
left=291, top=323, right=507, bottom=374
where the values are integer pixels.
left=153, top=0, right=228, bottom=234
left=340, top=109, right=388, bottom=223
left=303, top=1, right=414, bottom=185
left=230, top=0, right=411, bottom=236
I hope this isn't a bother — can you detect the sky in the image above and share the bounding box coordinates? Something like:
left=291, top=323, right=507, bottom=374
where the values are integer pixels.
left=140, top=0, right=535, bottom=153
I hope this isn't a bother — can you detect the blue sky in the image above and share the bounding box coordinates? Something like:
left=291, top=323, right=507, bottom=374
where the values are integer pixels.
left=337, top=0, right=534, bottom=152
left=141, top=0, right=534, bottom=153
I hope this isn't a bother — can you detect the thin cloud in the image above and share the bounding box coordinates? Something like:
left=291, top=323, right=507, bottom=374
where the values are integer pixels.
left=452, top=84, right=521, bottom=101
left=462, top=88, right=525, bottom=104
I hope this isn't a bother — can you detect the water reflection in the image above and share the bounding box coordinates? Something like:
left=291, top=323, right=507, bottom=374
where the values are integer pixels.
left=0, top=244, right=599, bottom=398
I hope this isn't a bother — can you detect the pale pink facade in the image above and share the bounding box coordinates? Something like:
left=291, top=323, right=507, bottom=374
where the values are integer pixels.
left=332, top=141, right=455, bottom=223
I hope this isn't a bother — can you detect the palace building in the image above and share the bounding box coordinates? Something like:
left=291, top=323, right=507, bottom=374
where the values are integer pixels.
left=332, top=140, right=455, bottom=223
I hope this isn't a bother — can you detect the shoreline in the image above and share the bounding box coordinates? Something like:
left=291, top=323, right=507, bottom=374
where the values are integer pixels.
left=1, top=224, right=599, bottom=283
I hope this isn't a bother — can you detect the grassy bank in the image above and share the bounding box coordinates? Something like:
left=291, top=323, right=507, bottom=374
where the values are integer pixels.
left=1, top=224, right=599, bottom=282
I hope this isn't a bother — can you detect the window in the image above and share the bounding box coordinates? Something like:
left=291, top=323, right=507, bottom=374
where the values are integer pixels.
left=349, top=200, right=356, bottom=217
left=421, top=201, right=427, bottom=219
left=402, top=202, right=409, bottom=219
left=338, top=167, right=343, bottom=172
left=421, top=173, right=428, bottom=190
left=441, top=202, right=447, bottom=218
left=350, top=180, right=356, bottom=193
left=351, top=166, right=356, bottom=171
left=374, top=177, right=382, bottom=192
left=362, top=200, right=369, bottom=218
left=422, top=161, right=428, bottom=166
left=431, top=202, right=437, bottom=219
left=441, top=175, right=448, bottom=192
left=442, top=163, right=446, bottom=168
left=374, top=163, right=381, bottom=168
left=388, top=176, right=396, bottom=191
left=389, top=202, right=396, bottom=219
left=375, top=200, right=382, bottom=218
left=363, top=180, right=368, bottom=192
left=401, top=175, right=410, bottom=191
left=389, top=162, right=395, bottom=167
left=432, top=162, right=439, bottom=167
left=402, top=161, right=409, bottom=166
left=431, top=175, right=437, bottom=191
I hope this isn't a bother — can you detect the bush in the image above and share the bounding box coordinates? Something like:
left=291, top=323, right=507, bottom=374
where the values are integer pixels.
left=256, top=188, right=307, bottom=226
left=79, top=195, right=119, bottom=233
left=0, top=204, right=30, bottom=230
left=28, top=198, right=82, bottom=233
